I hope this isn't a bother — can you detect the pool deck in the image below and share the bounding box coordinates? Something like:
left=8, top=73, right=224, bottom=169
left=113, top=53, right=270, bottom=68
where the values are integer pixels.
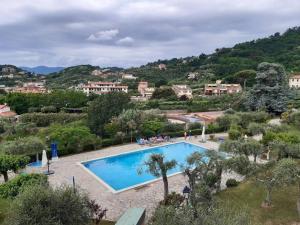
left=32, top=135, right=242, bottom=221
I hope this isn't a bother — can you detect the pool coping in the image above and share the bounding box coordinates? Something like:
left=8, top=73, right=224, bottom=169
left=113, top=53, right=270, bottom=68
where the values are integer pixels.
left=77, top=141, right=212, bottom=194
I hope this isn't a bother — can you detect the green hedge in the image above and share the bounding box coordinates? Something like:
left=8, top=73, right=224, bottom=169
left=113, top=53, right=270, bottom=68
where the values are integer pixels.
left=0, top=174, right=48, bottom=199
left=20, top=113, right=87, bottom=127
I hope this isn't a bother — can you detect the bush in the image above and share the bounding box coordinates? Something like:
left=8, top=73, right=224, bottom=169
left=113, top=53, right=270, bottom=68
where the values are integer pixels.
left=6, top=185, right=93, bottom=225
left=41, top=105, right=57, bottom=113
left=0, top=174, right=48, bottom=199
left=224, top=108, right=236, bottom=114
left=226, top=179, right=238, bottom=188
left=228, top=128, right=241, bottom=140
left=48, top=123, right=100, bottom=155
left=20, top=113, right=87, bottom=127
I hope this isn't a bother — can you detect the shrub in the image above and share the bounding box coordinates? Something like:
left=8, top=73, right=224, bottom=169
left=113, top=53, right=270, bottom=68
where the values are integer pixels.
left=20, top=113, right=87, bottom=127
left=226, top=179, right=238, bottom=188
left=48, top=124, right=100, bottom=155
left=0, top=174, right=48, bottom=199
left=159, top=192, right=185, bottom=206
left=41, top=105, right=57, bottom=113
left=228, top=128, right=241, bottom=140
left=209, top=134, right=215, bottom=140
left=6, top=185, right=93, bottom=225
left=224, top=108, right=236, bottom=114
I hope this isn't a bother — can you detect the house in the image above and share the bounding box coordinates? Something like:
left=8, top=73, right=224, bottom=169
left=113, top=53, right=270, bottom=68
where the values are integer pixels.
left=187, top=72, right=198, bottom=80
left=12, top=82, right=47, bottom=94
left=158, top=64, right=167, bottom=70
left=137, top=81, right=155, bottom=99
left=172, top=85, right=193, bottom=99
left=122, top=73, right=137, bottom=80
left=0, top=104, right=16, bottom=118
left=289, top=75, right=300, bottom=88
left=204, top=80, right=242, bottom=95
left=81, top=81, right=128, bottom=96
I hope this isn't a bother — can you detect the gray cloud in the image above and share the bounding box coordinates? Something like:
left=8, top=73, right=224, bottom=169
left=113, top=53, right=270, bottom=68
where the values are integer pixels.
left=0, top=0, right=299, bottom=67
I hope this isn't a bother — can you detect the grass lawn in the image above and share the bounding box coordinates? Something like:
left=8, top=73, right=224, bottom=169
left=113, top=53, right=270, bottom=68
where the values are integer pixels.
left=217, top=179, right=299, bottom=225
left=0, top=198, right=11, bottom=225
left=100, top=221, right=115, bottom=225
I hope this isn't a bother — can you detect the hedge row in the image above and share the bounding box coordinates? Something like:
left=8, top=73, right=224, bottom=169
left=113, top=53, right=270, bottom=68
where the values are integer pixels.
left=20, top=113, right=87, bottom=127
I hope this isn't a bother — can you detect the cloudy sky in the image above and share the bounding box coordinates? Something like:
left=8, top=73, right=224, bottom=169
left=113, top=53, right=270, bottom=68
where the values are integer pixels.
left=0, top=0, right=300, bottom=68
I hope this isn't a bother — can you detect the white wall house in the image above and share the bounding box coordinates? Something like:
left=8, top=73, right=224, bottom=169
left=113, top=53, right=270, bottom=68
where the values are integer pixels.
left=82, top=82, right=128, bottom=96
left=289, top=75, right=300, bottom=88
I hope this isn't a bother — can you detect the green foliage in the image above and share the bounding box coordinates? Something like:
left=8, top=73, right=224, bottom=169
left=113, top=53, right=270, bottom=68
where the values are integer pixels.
left=245, top=62, right=290, bottom=114
left=40, top=105, right=57, bottom=113
left=0, top=155, right=29, bottom=182
left=0, top=137, right=46, bottom=156
left=263, top=131, right=300, bottom=145
left=247, top=122, right=265, bottom=136
left=87, top=92, right=130, bottom=135
left=226, top=179, right=239, bottom=188
left=5, top=91, right=88, bottom=114
left=141, top=120, right=164, bottom=136
left=6, top=185, right=92, bottom=225
left=20, top=112, right=87, bottom=127
left=48, top=123, right=100, bottom=155
left=151, top=87, right=177, bottom=100
left=228, top=128, right=241, bottom=140
left=0, top=174, right=48, bottom=199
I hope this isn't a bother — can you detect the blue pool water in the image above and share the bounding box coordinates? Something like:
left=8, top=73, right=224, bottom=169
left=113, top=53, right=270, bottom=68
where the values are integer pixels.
left=82, top=142, right=208, bottom=191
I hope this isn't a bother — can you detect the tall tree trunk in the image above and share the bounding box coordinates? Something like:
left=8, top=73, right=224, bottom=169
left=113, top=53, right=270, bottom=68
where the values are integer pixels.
left=162, top=174, right=169, bottom=204
left=254, top=154, right=257, bottom=163
left=265, top=188, right=272, bottom=206
left=2, top=171, right=8, bottom=182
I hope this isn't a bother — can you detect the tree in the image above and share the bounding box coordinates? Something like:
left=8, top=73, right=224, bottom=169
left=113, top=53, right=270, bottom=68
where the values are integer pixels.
left=0, top=137, right=46, bottom=156
left=142, top=154, right=176, bottom=203
left=257, top=159, right=299, bottom=207
left=6, top=185, right=94, bottom=225
left=151, top=87, right=177, bottom=100
left=0, top=155, right=29, bottom=182
left=245, top=62, right=290, bottom=114
left=225, top=70, right=256, bottom=88
left=87, top=92, right=130, bottom=135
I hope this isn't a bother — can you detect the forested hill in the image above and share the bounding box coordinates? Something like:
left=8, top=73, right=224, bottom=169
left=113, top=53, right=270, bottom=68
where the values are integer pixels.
left=45, top=26, right=300, bottom=88
left=125, top=27, right=300, bottom=84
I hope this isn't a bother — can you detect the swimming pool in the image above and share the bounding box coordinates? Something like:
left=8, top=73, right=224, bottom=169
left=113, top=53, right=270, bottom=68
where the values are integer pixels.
left=81, top=142, right=208, bottom=192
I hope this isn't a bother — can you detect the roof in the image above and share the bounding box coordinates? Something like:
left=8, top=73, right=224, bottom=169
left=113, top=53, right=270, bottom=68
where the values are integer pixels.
left=290, top=75, right=300, bottom=79
left=0, top=105, right=8, bottom=109
left=115, top=208, right=145, bottom=225
left=0, top=111, right=16, bottom=118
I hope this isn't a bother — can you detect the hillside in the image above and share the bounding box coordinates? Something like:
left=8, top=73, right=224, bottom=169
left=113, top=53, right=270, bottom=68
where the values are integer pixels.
left=45, top=65, right=124, bottom=88
left=125, top=27, right=300, bottom=85
left=45, top=26, right=300, bottom=88
left=21, top=66, right=64, bottom=75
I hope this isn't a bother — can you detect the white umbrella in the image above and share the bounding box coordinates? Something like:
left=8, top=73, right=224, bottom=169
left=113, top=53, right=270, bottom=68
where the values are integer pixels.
left=41, top=150, right=48, bottom=167
left=201, top=125, right=206, bottom=143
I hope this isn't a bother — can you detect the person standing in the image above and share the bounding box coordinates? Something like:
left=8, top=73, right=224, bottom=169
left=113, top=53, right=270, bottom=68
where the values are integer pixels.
left=184, top=131, right=187, bottom=140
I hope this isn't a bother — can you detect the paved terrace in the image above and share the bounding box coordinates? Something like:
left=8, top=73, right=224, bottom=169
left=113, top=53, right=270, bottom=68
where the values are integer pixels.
left=32, top=135, right=242, bottom=221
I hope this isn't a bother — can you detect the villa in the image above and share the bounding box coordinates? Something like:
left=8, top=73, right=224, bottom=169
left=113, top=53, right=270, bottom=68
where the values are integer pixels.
left=12, top=82, right=48, bottom=94
left=82, top=81, right=128, bottom=96
left=138, top=81, right=155, bottom=99
left=204, top=80, right=242, bottom=95
left=172, top=85, right=193, bottom=99
left=289, top=74, right=300, bottom=88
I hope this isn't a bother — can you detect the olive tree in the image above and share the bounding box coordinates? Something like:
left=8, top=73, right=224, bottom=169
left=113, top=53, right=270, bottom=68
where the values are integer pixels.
left=141, top=154, right=176, bottom=203
left=257, top=158, right=299, bottom=207
left=0, top=155, right=29, bottom=182
left=5, top=185, right=94, bottom=225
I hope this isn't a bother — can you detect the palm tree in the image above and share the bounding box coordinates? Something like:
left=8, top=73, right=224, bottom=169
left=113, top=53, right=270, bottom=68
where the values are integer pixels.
left=144, top=154, right=177, bottom=203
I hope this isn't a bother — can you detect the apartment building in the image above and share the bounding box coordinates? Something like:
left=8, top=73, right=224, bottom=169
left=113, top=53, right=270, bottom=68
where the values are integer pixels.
left=204, top=80, right=242, bottom=95
left=138, top=81, right=155, bottom=99
left=82, top=81, right=128, bottom=96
